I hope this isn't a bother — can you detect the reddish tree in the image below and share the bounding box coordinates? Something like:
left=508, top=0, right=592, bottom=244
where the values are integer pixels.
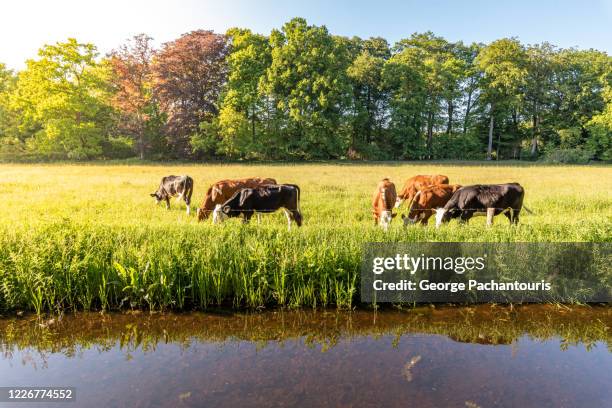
left=153, top=30, right=229, bottom=157
left=109, top=34, right=157, bottom=159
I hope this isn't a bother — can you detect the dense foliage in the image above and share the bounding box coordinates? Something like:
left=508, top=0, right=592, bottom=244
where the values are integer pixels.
left=0, top=18, right=610, bottom=161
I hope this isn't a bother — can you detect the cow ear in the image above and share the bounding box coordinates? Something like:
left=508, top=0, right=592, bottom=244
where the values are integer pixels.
left=392, top=213, right=397, bottom=218
left=239, top=189, right=253, bottom=206
left=223, top=205, right=230, bottom=214
left=150, top=193, right=157, bottom=197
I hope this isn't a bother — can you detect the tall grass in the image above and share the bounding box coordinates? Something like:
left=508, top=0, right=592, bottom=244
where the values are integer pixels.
left=0, top=162, right=610, bottom=313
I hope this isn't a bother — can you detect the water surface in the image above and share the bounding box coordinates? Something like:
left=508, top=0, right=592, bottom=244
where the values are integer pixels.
left=1, top=305, right=610, bottom=407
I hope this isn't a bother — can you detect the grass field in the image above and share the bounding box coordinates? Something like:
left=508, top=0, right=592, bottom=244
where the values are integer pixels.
left=0, top=162, right=610, bottom=313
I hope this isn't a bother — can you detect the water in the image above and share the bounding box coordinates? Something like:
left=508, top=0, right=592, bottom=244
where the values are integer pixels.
left=1, top=305, right=610, bottom=407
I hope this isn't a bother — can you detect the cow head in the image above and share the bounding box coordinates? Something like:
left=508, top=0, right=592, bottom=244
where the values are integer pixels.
left=379, top=210, right=396, bottom=231
left=150, top=192, right=162, bottom=204
left=401, top=213, right=419, bottom=226
left=435, top=208, right=455, bottom=228
left=212, top=204, right=228, bottom=224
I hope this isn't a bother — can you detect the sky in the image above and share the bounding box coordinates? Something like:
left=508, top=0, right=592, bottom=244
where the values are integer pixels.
left=1, top=0, right=611, bottom=70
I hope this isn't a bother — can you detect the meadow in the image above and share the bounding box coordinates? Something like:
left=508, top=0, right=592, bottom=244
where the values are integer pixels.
left=0, top=162, right=610, bottom=313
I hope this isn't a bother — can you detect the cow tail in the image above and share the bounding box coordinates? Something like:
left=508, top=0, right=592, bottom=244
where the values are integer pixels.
left=296, top=185, right=301, bottom=212
left=186, top=177, right=193, bottom=204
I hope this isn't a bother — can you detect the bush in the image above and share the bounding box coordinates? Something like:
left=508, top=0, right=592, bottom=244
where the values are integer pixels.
left=541, top=148, right=594, bottom=164
left=432, top=133, right=484, bottom=160
left=101, top=136, right=135, bottom=159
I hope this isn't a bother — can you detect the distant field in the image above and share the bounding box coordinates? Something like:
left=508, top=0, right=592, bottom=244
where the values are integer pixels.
left=0, top=162, right=610, bottom=313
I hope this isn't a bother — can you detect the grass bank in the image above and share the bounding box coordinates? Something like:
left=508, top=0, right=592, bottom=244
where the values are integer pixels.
left=0, top=162, right=610, bottom=313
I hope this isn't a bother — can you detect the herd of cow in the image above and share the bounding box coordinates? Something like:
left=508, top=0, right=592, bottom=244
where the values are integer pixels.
left=151, top=174, right=529, bottom=230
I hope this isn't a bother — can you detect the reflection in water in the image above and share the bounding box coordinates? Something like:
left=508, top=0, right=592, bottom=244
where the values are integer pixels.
left=0, top=305, right=610, bottom=408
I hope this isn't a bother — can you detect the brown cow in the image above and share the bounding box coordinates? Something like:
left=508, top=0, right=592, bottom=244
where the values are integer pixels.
left=197, top=177, right=277, bottom=221
left=395, top=174, right=449, bottom=208
left=372, top=178, right=397, bottom=231
left=401, top=184, right=462, bottom=226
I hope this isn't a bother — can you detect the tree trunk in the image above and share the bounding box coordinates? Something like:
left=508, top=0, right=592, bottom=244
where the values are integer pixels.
left=487, top=108, right=494, bottom=160
left=251, top=105, right=256, bottom=142
left=496, top=131, right=501, bottom=160
left=446, top=100, right=453, bottom=134
left=427, top=111, right=434, bottom=159
left=139, top=132, right=145, bottom=160
left=463, top=90, right=472, bottom=135
left=530, top=112, right=539, bottom=157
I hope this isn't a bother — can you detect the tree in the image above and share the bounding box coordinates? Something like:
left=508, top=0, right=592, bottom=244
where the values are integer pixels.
left=9, top=39, right=112, bottom=159
left=218, top=28, right=271, bottom=158
left=476, top=38, right=526, bottom=159
left=585, top=71, right=612, bottom=160
left=347, top=37, right=390, bottom=157
left=108, top=34, right=162, bottom=159
left=456, top=43, right=483, bottom=135
left=393, top=33, right=467, bottom=157
left=383, top=43, right=428, bottom=158
left=153, top=30, right=229, bottom=157
left=260, top=18, right=352, bottom=159
left=523, top=43, right=556, bottom=157
left=0, top=64, right=18, bottom=148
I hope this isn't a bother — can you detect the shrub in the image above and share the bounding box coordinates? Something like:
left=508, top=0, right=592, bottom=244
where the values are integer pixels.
left=541, top=147, right=594, bottom=164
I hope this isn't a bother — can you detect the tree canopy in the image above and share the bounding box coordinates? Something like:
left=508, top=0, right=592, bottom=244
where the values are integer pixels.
left=0, top=18, right=610, bottom=162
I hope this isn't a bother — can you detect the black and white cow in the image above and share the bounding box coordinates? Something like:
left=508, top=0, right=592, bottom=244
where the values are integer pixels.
left=213, top=184, right=302, bottom=230
left=435, top=183, right=526, bottom=227
left=150, top=175, right=194, bottom=215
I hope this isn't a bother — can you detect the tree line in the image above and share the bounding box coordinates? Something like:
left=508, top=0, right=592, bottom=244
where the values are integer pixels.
left=0, top=18, right=610, bottom=162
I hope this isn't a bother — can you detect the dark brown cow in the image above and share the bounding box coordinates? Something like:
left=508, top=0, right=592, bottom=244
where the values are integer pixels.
left=372, top=178, right=397, bottom=231
left=395, top=174, right=449, bottom=208
left=197, top=177, right=277, bottom=221
left=401, top=184, right=462, bottom=226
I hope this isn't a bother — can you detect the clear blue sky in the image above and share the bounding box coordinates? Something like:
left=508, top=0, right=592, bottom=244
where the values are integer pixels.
left=2, top=0, right=611, bottom=69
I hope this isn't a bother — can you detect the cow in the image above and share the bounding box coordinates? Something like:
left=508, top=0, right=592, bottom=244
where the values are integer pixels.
left=197, top=177, right=277, bottom=221
left=395, top=174, right=449, bottom=209
left=401, top=184, right=462, bottom=226
left=213, top=184, right=302, bottom=230
left=150, top=175, right=193, bottom=215
left=372, top=178, right=397, bottom=231
left=435, top=183, right=527, bottom=228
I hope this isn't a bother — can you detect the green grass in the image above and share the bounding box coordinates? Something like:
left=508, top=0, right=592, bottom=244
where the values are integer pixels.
left=0, top=162, right=610, bottom=313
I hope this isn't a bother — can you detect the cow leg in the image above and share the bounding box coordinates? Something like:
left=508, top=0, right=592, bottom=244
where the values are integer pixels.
left=486, top=208, right=495, bottom=227
left=242, top=212, right=253, bottom=224
left=291, top=210, right=303, bottom=227
left=504, top=208, right=520, bottom=225
left=459, top=211, right=473, bottom=224
left=282, top=209, right=292, bottom=231
left=165, top=197, right=171, bottom=210
left=513, top=209, right=520, bottom=224
left=185, top=187, right=193, bottom=216
left=256, top=213, right=262, bottom=224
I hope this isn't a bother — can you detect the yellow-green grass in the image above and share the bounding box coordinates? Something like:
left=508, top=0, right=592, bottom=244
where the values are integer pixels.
left=0, top=162, right=610, bottom=313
